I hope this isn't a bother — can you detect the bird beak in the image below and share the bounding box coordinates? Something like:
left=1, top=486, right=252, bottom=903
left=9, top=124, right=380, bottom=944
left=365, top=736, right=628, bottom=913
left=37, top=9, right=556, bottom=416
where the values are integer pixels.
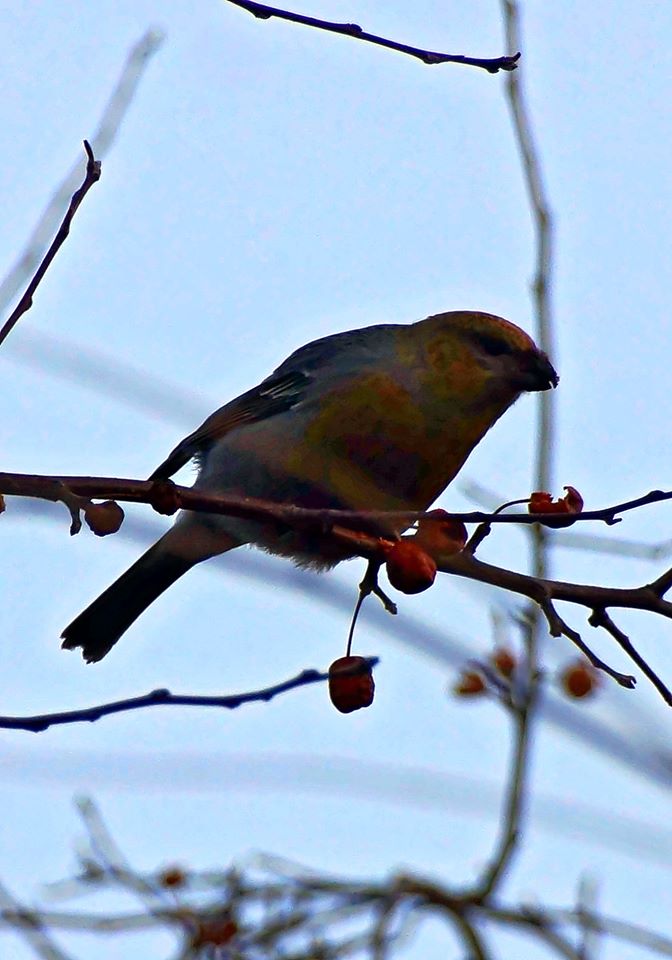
left=519, top=349, right=559, bottom=392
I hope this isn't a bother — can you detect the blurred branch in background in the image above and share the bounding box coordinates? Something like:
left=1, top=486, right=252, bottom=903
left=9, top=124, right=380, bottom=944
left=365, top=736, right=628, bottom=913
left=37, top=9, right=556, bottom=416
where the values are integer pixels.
left=3, top=799, right=672, bottom=960
left=0, top=29, right=163, bottom=317
left=4, top=747, right=672, bottom=867
left=1, top=328, right=206, bottom=425
left=0, top=880, right=70, bottom=960
left=473, top=0, right=556, bottom=912
left=0, top=143, right=101, bottom=347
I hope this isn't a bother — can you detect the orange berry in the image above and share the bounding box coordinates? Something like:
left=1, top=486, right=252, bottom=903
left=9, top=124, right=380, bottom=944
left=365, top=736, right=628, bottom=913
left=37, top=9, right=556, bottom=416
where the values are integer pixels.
left=84, top=500, right=125, bottom=536
left=491, top=647, right=516, bottom=677
left=385, top=540, right=437, bottom=594
left=415, top=509, right=468, bottom=557
left=159, top=866, right=187, bottom=888
left=528, top=491, right=554, bottom=512
left=561, top=660, right=598, bottom=699
left=328, top=656, right=375, bottom=713
left=528, top=486, right=584, bottom=528
left=454, top=670, right=486, bottom=697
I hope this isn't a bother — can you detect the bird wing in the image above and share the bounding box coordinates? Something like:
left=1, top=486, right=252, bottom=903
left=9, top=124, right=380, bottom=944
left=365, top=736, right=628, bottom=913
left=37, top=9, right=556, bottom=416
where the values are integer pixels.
left=148, top=370, right=312, bottom=480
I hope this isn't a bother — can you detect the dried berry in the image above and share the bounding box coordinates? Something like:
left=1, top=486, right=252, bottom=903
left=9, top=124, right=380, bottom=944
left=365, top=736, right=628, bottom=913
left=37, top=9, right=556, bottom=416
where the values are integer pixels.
left=385, top=540, right=437, bottom=594
left=159, top=866, right=187, bottom=888
left=491, top=647, right=516, bottom=677
left=328, top=656, right=375, bottom=713
left=454, top=670, right=486, bottom=697
left=561, top=659, right=599, bottom=699
left=414, top=509, right=468, bottom=557
left=84, top=500, right=125, bottom=537
left=528, top=485, right=584, bottom=527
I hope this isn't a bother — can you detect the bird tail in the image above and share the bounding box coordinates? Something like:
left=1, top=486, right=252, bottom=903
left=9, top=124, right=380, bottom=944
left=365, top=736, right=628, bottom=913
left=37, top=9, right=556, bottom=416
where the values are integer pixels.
left=61, top=537, right=195, bottom=663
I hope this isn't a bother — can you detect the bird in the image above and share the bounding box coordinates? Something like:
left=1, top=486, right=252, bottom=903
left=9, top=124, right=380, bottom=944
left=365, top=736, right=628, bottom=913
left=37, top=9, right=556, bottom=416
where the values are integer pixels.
left=61, top=310, right=558, bottom=662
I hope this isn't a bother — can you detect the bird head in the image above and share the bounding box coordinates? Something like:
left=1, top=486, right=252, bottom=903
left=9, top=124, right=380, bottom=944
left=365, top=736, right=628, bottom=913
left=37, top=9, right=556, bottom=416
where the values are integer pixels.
left=414, top=311, right=558, bottom=412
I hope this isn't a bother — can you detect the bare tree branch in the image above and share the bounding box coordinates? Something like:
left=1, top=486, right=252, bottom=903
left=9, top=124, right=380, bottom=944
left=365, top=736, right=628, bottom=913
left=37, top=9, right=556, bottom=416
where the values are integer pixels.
left=439, top=550, right=672, bottom=704
left=0, top=880, right=71, bottom=960
left=489, top=903, right=672, bottom=957
left=0, top=143, right=101, bottom=348
left=501, top=0, right=556, bottom=524
left=223, top=0, right=520, bottom=73
left=7, top=806, right=672, bottom=960
left=463, top=479, right=672, bottom=561
left=3, top=470, right=672, bottom=700
left=0, top=661, right=377, bottom=733
left=474, top=0, right=558, bottom=909
left=473, top=694, right=532, bottom=899
left=3, top=471, right=672, bottom=529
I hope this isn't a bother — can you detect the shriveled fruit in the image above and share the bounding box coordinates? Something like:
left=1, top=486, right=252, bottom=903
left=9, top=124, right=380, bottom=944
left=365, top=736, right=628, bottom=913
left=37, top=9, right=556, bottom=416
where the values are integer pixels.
left=329, top=656, right=375, bottom=713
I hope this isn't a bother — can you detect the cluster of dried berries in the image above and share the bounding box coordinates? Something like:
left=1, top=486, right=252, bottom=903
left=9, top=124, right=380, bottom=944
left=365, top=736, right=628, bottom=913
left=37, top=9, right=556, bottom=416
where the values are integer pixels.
left=326, top=488, right=587, bottom=714
left=453, top=649, right=600, bottom=702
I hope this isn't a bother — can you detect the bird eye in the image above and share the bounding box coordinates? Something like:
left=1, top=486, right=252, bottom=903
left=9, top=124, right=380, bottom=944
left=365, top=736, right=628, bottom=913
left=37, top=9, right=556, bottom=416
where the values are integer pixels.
left=477, top=334, right=513, bottom=356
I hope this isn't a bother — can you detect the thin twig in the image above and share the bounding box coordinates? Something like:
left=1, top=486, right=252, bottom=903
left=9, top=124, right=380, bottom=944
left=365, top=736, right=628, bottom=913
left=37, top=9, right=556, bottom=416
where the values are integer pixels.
left=463, top=480, right=672, bottom=560
left=501, top=0, right=555, bottom=538
left=473, top=705, right=531, bottom=899
left=346, top=561, right=396, bottom=657
left=489, top=903, right=672, bottom=957
left=501, top=0, right=554, bottom=894
left=576, top=875, right=599, bottom=960
left=465, top=498, right=531, bottom=555
left=476, top=0, right=557, bottom=910
left=0, top=661, right=377, bottom=733
left=0, top=142, right=101, bottom=347
left=370, top=895, right=398, bottom=960
left=589, top=608, right=672, bottom=705
left=501, top=41, right=553, bottom=922
left=223, top=0, right=520, bottom=73
left=0, top=880, right=71, bottom=960
left=0, top=907, right=165, bottom=932
left=540, top=600, right=636, bottom=689
left=434, top=550, right=672, bottom=701
left=0, top=29, right=162, bottom=316
left=451, top=910, right=491, bottom=959
left=76, top=798, right=171, bottom=917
